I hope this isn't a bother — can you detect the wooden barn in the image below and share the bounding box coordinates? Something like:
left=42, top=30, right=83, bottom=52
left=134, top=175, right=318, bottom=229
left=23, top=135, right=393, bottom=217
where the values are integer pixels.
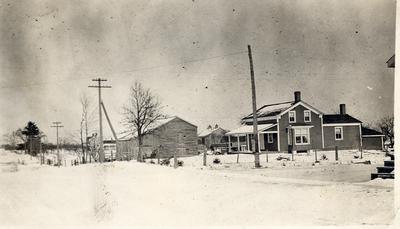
left=117, top=116, right=198, bottom=159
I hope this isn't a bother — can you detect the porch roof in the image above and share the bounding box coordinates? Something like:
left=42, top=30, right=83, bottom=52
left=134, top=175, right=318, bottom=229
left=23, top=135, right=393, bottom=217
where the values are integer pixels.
left=226, top=124, right=276, bottom=135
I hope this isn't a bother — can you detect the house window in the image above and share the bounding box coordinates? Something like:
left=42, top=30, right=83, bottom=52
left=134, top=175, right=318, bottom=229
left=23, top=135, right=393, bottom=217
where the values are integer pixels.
left=267, top=133, right=273, bottom=143
left=294, top=128, right=310, bottom=145
left=335, top=127, right=343, bottom=140
left=304, top=110, right=311, bottom=122
left=289, top=111, right=296, bottom=123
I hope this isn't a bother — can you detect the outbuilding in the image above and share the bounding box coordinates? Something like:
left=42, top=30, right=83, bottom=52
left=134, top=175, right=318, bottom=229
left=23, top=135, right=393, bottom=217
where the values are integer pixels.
left=361, top=127, right=385, bottom=150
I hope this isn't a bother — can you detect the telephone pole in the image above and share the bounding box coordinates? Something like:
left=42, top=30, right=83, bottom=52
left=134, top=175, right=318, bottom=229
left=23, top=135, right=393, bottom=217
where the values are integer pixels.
left=248, top=45, right=261, bottom=168
left=51, top=121, right=64, bottom=167
left=89, top=78, right=111, bottom=163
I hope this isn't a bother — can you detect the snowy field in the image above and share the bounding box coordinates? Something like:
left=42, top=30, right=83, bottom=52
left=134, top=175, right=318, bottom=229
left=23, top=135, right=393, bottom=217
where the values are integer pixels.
left=0, top=149, right=396, bottom=228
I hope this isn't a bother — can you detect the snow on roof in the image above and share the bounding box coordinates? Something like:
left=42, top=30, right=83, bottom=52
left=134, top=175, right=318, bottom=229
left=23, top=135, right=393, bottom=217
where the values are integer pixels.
left=118, top=116, right=196, bottom=139
left=147, top=116, right=177, bottom=131
left=198, top=127, right=227, bottom=137
left=242, top=101, right=294, bottom=120
left=226, top=124, right=276, bottom=135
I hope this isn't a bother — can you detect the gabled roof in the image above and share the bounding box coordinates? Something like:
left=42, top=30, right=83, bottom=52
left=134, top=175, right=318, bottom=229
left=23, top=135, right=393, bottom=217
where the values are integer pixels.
left=362, top=127, right=384, bottom=136
left=118, top=116, right=197, bottom=139
left=198, top=127, right=227, bottom=138
left=242, top=100, right=323, bottom=121
left=323, top=114, right=361, bottom=124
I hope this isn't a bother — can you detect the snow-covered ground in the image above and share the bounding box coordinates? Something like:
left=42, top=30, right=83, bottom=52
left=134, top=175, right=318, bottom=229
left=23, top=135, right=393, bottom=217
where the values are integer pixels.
left=0, top=149, right=395, bottom=227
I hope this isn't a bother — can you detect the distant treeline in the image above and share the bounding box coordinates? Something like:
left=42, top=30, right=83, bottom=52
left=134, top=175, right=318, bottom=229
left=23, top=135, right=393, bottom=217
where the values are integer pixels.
left=1, top=143, right=83, bottom=152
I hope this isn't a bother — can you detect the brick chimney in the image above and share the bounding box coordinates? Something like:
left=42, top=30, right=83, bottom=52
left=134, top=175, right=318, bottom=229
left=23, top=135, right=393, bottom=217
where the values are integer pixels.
left=294, top=91, right=301, bottom=103
left=339, top=104, right=346, bottom=115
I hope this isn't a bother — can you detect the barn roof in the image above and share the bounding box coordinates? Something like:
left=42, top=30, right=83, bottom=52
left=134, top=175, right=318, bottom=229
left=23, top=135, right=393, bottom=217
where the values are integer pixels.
left=119, top=116, right=197, bottom=139
left=323, top=114, right=362, bottom=124
left=362, top=127, right=384, bottom=136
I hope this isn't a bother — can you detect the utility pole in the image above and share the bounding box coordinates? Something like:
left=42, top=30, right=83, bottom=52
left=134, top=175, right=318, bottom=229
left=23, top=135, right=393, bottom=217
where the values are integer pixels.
left=89, top=78, right=111, bottom=163
left=248, top=45, right=261, bottom=168
left=51, top=121, right=64, bottom=167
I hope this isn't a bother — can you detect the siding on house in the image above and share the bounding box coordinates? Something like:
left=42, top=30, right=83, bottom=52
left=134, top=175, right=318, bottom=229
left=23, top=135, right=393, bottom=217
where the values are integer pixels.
left=323, top=125, right=361, bottom=150
left=279, top=104, right=323, bottom=152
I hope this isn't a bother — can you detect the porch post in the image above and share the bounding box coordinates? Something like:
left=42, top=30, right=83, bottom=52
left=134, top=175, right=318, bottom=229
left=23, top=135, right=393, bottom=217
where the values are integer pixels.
left=246, top=134, right=250, bottom=152
left=228, top=135, right=231, bottom=153
left=237, top=134, right=240, bottom=152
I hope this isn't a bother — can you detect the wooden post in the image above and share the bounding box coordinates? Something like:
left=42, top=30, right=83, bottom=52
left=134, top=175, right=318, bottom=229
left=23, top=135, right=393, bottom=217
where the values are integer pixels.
left=314, top=149, right=318, bottom=162
left=174, top=151, right=178, bottom=168
left=248, top=45, right=261, bottom=168
left=335, top=146, right=338, bottom=161
left=157, top=149, right=160, bottom=164
left=237, top=135, right=240, bottom=152
left=291, top=129, right=295, bottom=161
left=228, top=135, right=231, bottom=153
left=237, top=153, right=240, bottom=163
left=203, top=151, right=207, bottom=166
left=266, top=151, right=268, bottom=163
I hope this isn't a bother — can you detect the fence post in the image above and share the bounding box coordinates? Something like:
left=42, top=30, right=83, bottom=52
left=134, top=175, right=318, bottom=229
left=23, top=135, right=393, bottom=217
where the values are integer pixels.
left=174, top=151, right=178, bottom=168
left=335, top=146, right=338, bottom=161
left=236, top=153, right=240, bottom=163
left=266, top=151, right=268, bottom=163
left=203, top=151, right=207, bottom=166
left=157, top=149, right=160, bottom=164
left=314, top=149, right=318, bottom=162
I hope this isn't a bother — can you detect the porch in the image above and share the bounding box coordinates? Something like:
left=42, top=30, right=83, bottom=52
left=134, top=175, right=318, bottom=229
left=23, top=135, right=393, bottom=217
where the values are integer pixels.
left=226, top=124, right=278, bottom=153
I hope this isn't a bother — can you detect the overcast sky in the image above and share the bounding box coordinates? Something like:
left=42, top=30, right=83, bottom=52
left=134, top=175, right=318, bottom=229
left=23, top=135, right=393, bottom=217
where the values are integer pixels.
left=0, top=0, right=395, bottom=144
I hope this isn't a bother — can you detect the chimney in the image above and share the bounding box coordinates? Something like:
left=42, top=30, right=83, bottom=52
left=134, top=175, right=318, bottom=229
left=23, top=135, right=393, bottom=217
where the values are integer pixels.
left=339, top=104, right=346, bottom=115
left=294, top=91, right=301, bottom=103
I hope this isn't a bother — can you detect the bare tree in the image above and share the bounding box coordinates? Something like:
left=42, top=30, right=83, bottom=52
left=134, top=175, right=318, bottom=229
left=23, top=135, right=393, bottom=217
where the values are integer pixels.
left=377, top=116, right=394, bottom=146
left=122, top=81, right=164, bottom=162
left=2, top=130, right=19, bottom=149
left=79, top=94, right=91, bottom=163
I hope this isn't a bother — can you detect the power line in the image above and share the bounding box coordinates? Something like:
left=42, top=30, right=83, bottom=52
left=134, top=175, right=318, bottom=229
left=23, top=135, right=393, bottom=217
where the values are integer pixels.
left=0, top=50, right=247, bottom=89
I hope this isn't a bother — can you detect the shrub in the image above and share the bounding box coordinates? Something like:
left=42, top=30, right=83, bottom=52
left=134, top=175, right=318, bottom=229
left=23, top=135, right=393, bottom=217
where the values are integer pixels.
left=149, top=160, right=155, bottom=164
left=177, top=160, right=184, bottom=166
left=213, top=158, right=221, bottom=164
left=160, top=159, right=170, bottom=166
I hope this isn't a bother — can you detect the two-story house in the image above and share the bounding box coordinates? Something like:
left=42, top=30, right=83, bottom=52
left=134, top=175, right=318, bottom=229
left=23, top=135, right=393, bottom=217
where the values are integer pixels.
left=226, top=91, right=384, bottom=153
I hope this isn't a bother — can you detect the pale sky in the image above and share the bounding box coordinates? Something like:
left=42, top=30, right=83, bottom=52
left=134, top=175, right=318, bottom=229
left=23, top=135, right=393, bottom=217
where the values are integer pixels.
left=0, top=0, right=395, bottom=144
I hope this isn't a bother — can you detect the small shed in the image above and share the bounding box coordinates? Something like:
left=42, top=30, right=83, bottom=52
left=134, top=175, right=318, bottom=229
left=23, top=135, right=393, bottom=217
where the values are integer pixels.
left=362, top=127, right=385, bottom=150
left=198, top=125, right=229, bottom=150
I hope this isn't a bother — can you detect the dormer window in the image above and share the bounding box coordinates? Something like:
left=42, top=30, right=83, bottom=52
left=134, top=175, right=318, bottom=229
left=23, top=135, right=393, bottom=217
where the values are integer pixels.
left=304, top=110, right=311, bottom=122
left=289, top=111, right=296, bottom=123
